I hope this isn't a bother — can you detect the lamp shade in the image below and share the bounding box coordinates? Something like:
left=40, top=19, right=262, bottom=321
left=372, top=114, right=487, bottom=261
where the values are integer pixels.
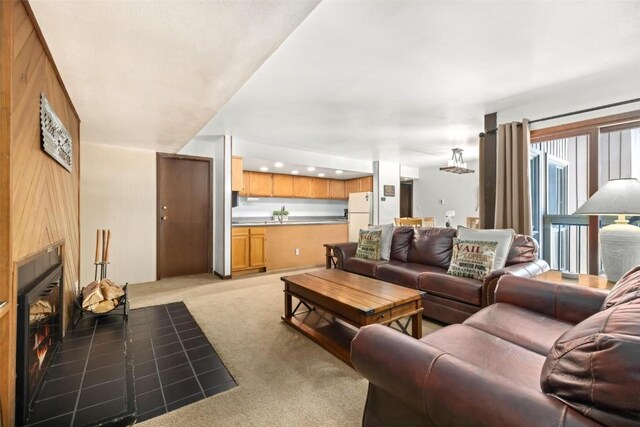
left=574, top=178, right=640, bottom=216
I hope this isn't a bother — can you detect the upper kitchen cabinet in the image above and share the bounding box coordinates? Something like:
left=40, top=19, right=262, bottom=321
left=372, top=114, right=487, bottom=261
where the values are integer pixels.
left=248, top=172, right=273, bottom=196
left=240, top=171, right=251, bottom=196
left=345, top=176, right=373, bottom=194
left=312, top=178, right=329, bottom=199
left=329, top=179, right=346, bottom=199
left=272, top=174, right=294, bottom=197
left=232, top=156, right=244, bottom=191
left=359, top=176, right=373, bottom=192
left=293, top=176, right=313, bottom=198
left=345, top=178, right=360, bottom=194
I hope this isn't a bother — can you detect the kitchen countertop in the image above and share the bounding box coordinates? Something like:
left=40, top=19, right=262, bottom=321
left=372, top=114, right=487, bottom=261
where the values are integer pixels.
left=232, top=216, right=348, bottom=227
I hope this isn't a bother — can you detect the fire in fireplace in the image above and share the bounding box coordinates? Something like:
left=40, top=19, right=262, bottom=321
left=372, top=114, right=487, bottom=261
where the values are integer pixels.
left=16, top=247, right=63, bottom=426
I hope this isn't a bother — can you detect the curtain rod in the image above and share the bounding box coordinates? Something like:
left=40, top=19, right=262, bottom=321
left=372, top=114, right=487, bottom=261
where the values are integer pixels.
left=479, top=97, right=640, bottom=136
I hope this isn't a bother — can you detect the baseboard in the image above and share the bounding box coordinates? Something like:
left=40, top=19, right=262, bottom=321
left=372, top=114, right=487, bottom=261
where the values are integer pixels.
left=214, top=271, right=232, bottom=280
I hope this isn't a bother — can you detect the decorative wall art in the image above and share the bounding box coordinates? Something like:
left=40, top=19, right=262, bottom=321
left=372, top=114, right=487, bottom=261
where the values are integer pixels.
left=383, top=185, right=396, bottom=197
left=40, top=93, right=72, bottom=172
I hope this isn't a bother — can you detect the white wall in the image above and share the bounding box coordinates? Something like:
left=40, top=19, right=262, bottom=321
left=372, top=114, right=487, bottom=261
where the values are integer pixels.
left=373, top=161, right=400, bottom=225
left=80, top=143, right=156, bottom=285
left=179, top=135, right=231, bottom=277
left=413, top=160, right=479, bottom=228
left=234, top=197, right=346, bottom=218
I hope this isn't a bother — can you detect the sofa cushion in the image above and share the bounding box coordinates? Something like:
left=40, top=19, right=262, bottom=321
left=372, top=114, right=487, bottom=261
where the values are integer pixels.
left=457, top=226, right=515, bottom=270
left=355, top=229, right=382, bottom=260
left=540, top=300, right=640, bottom=426
left=447, top=239, right=498, bottom=280
left=389, top=227, right=414, bottom=262
left=464, top=303, right=573, bottom=355
left=422, top=324, right=546, bottom=388
left=368, top=224, right=394, bottom=260
left=602, top=265, right=640, bottom=310
left=418, top=272, right=482, bottom=306
left=375, top=260, right=446, bottom=289
left=505, top=234, right=540, bottom=266
left=344, top=257, right=386, bottom=278
left=406, top=227, right=456, bottom=269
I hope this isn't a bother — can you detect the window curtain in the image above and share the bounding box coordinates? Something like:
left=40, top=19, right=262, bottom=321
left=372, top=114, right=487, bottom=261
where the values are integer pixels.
left=495, top=119, right=532, bottom=235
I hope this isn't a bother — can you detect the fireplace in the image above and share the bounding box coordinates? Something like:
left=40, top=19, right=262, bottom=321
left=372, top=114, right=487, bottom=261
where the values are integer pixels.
left=16, top=247, right=63, bottom=426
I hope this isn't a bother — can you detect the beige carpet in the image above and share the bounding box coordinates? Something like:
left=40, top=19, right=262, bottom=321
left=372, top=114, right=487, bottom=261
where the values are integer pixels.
left=128, top=268, right=441, bottom=426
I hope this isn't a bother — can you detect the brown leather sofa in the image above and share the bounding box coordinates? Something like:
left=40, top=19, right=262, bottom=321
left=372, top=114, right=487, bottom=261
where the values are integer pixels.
left=351, top=271, right=640, bottom=426
left=333, top=227, right=549, bottom=324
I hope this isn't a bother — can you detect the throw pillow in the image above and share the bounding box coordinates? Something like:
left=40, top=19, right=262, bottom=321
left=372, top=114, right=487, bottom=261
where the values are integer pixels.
left=457, top=226, right=515, bottom=270
left=601, top=265, right=640, bottom=310
left=355, top=229, right=382, bottom=260
left=447, top=238, right=498, bottom=280
left=368, top=224, right=394, bottom=260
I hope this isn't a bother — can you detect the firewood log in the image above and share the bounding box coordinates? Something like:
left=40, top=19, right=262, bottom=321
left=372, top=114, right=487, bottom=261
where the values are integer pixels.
left=82, top=281, right=104, bottom=309
left=99, top=279, right=124, bottom=300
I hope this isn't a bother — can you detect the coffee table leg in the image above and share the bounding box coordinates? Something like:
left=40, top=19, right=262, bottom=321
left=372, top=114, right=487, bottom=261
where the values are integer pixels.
left=284, top=287, right=292, bottom=319
left=411, top=312, right=422, bottom=338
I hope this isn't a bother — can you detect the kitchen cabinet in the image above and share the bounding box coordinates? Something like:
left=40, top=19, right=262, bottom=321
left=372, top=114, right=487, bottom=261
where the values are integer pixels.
left=293, top=176, right=313, bottom=198
left=231, top=156, right=243, bottom=192
left=329, top=179, right=346, bottom=199
left=239, top=171, right=251, bottom=196
left=272, top=174, right=294, bottom=197
left=312, top=178, right=329, bottom=199
left=232, top=227, right=266, bottom=272
left=359, top=176, right=373, bottom=192
left=248, top=172, right=272, bottom=196
left=345, top=178, right=360, bottom=194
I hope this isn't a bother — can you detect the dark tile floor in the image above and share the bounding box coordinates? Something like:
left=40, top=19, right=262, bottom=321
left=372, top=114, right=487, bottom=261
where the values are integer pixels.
left=24, top=302, right=235, bottom=426
left=130, top=302, right=236, bottom=422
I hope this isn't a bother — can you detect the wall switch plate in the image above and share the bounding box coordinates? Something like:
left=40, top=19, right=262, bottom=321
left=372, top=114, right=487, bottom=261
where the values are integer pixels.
left=295, top=248, right=300, bottom=255
left=381, top=197, right=386, bottom=201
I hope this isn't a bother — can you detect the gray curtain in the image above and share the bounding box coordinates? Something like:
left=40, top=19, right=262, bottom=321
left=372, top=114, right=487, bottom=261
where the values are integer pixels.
left=495, top=119, right=532, bottom=235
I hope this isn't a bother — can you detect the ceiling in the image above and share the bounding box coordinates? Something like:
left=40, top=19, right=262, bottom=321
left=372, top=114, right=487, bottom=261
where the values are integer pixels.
left=198, top=0, right=640, bottom=166
left=242, top=157, right=369, bottom=179
left=29, top=0, right=320, bottom=151
left=31, top=1, right=640, bottom=167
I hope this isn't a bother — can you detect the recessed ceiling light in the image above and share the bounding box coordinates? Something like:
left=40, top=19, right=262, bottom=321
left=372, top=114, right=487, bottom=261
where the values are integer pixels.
left=307, top=166, right=315, bottom=171
left=274, top=162, right=284, bottom=168
left=291, top=170, right=299, bottom=175
left=259, top=166, right=269, bottom=172
left=318, top=173, right=325, bottom=177
left=335, top=170, right=343, bottom=174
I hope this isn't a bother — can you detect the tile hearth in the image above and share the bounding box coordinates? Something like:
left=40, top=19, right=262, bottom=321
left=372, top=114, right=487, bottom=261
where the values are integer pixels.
left=24, top=302, right=235, bottom=426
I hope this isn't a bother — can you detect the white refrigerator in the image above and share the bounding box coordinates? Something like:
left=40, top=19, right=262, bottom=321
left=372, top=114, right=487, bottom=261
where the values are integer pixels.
left=348, top=192, right=373, bottom=242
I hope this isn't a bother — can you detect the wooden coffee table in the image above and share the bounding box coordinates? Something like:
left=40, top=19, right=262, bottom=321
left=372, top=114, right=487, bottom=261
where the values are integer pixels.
left=281, top=269, right=424, bottom=367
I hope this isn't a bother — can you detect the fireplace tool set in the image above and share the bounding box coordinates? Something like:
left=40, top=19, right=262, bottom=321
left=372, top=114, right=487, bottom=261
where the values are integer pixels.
left=73, top=229, right=128, bottom=325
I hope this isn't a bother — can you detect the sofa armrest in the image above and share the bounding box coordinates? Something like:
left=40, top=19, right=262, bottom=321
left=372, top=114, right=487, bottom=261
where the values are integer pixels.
left=482, top=259, right=550, bottom=306
left=351, top=324, right=444, bottom=417
left=332, top=242, right=358, bottom=270
left=424, top=354, right=595, bottom=426
left=495, top=275, right=608, bottom=324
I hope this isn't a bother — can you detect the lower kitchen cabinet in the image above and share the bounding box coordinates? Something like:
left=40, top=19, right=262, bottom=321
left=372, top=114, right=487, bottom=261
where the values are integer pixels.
left=232, top=227, right=266, bottom=273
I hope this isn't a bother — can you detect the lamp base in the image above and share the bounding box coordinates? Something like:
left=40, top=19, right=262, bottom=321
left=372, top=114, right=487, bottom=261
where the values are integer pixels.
left=600, top=224, right=640, bottom=282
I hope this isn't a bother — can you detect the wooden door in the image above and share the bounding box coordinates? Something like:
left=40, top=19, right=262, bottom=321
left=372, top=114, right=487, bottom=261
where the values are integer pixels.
left=272, top=174, right=294, bottom=197
left=400, top=181, right=413, bottom=217
left=249, top=228, right=266, bottom=267
left=359, top=176, right=373, bottom=192
left=157, top=153, right=212, bottom=279
left=231, top=156, right=243, bottom=191
left=346, top=179, right=360, bottom=194
left=293, top=176, right=313, bottom=198
left=249, top=172, right=272, bottom=196
left=232, top=228, right=250, bottom=270
left=329, top=180, right=346, bottom=199
left=312, top=178, right=329, bottom=199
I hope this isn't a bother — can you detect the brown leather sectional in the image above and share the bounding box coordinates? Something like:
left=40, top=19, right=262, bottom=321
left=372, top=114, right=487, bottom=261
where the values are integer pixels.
left=333, top=226, right=549, bottom=324
left=351, top=271, right=640, bottom=426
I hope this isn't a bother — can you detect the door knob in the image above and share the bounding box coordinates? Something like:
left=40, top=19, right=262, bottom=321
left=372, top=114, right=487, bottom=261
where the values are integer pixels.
left=162, top=206, right=167, bottom=210
left=161, top=216, right=168, bottom=221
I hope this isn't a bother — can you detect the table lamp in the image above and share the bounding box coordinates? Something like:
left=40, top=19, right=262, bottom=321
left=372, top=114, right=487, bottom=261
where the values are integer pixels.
left=574, top=178, right=640, bottom=281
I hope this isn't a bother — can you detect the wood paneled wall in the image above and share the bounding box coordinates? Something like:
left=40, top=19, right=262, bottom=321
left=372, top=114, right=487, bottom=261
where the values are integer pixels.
left=1, top=2, right=80, bottom=424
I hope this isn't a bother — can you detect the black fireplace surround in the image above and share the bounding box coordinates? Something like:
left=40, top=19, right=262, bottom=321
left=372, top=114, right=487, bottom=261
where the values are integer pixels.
left=16, top=248, right=63, bottom=426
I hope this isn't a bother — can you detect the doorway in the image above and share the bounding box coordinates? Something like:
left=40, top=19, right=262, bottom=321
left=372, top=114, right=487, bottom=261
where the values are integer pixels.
left=157, top=153, right=213, bottom=279
left=400, top=181, right=413, bottom=217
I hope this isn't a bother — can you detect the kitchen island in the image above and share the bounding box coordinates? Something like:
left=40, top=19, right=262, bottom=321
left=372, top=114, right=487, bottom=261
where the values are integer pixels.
left=232, top=217, right=348, bottom=274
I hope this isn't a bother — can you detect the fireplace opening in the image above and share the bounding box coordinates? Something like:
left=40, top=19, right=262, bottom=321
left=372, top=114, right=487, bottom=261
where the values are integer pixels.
left=16, top=247, right=63, bottom=426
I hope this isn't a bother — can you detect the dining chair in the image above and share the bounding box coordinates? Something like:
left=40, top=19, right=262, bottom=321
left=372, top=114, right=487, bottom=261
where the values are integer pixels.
left=421, top=217, right=435, bottom=227
left=397, top=218, right=423, bottom=226
left=466, top=217, right=481, bottom=229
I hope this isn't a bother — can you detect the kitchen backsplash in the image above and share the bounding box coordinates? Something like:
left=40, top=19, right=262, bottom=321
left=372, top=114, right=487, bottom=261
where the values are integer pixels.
left=233, top=197, right=347, bottom=218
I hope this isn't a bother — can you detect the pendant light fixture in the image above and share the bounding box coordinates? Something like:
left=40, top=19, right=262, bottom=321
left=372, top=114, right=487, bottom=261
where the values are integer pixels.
left=439, top=148, right=474, bottom=174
